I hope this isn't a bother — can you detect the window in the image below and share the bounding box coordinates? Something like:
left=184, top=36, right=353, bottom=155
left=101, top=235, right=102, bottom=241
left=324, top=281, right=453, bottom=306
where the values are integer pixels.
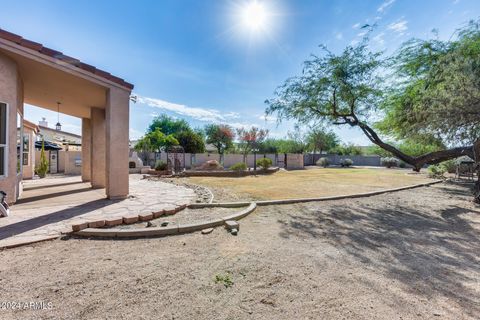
left=0, top=103, right=7, bottom=177
left=16, top=112, right=22, bottom=174
left=22, top=135, right=29, bottom=166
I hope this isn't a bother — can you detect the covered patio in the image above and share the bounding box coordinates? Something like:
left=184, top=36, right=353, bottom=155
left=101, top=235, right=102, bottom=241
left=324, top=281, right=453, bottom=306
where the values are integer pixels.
left=0, top=29, right=133, bottom=203
left=0, top=175, right=196, bottom=248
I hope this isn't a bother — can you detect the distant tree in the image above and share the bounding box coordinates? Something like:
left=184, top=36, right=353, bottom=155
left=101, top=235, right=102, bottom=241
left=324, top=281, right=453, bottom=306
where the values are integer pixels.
left=205, top=124, right=235, bottom=155
left=329, top=143, right=363, bottom=156
left=134, top=128, right=179, bottom=154
left=147, top=115, right=204, bottom=153
left=237, top=127, right=269, bottom=162
left=148, top=115, right=190, bottom=136
left=176, top=130, right=205, bottom=153
left=306, top=127, right=340, bottom=154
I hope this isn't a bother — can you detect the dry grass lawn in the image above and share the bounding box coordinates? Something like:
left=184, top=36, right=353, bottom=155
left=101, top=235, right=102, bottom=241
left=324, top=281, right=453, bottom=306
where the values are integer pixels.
left=187, top=167, right=434, bottom=200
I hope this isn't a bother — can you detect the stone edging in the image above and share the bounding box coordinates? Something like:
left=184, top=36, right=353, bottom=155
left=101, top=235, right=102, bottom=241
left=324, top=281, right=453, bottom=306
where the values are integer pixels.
left=74, top=202, right=257, bottom=238
left=188, top=180, right=443, bottom=208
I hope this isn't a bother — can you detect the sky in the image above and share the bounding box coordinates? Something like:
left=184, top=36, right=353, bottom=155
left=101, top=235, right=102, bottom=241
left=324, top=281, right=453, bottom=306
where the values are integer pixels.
left=0, top=0, right=478, bottom=145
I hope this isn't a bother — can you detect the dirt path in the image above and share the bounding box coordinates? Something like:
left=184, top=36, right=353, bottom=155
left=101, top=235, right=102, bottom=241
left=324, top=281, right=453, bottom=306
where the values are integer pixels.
left=0, top=182, right=478, bottom=319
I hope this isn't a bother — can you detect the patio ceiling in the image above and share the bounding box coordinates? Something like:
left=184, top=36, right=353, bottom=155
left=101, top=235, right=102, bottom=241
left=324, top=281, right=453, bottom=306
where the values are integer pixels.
left=0, top=29, right=134, bottom=119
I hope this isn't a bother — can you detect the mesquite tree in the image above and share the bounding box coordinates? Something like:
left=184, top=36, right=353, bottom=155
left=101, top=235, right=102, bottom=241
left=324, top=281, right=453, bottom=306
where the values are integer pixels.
left=265, top=22, right=479, bottom=174
left=205, top=124, right=235, bottom=155
left=237, top=127, right=269, bottom=163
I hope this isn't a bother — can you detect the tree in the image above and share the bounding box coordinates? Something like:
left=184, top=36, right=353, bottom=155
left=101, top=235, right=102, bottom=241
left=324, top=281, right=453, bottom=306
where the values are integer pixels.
left=265, top=24, right=477, bottom=173
left=205, top=124, right=235, bottom=155
left=306, top=127, right=339, bottom=154
left=134, top=128, right=179, bottom=154
left=329, top=143, right=363, bottom=156
left=176, top=130, right=205, bottom=153
left=236, top=127, right=269, bottom=162
left=148, top=115, right=190, bottom=136
left=147, top=115, right=205, bottom=153
left=36, top=138, right=49, bottom=178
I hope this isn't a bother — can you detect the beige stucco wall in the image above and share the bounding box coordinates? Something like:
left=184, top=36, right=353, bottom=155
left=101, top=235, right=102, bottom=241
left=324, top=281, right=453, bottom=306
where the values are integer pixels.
left=0, top=52, right=23, bottom=203
left=22, top=127, right=36, bottom=179
left=64, top=151, right=82, bottom=175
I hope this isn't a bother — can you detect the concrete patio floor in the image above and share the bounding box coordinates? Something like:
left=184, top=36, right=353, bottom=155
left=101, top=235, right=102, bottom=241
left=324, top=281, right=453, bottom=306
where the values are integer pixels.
left=0, top=174, right=196, bottom=249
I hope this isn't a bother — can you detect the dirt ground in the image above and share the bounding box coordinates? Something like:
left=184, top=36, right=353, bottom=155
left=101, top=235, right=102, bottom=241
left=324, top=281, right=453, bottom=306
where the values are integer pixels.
left=184, top=167, right=434, bottom=201
left=0, top=182, right=478, bottom=320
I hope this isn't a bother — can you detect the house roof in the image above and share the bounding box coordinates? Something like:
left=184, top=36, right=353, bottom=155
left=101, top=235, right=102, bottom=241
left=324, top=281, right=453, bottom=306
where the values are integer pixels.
left=0, top=28, right=134, bottom=90
left=23, top=119, right=39, bottom=133
left=38, top=125, right=82, bottom=139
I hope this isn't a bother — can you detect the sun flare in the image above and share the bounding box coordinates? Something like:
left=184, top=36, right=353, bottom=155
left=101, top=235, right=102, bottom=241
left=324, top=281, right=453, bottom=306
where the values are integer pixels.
left=241, top=1, right=268, bottom=31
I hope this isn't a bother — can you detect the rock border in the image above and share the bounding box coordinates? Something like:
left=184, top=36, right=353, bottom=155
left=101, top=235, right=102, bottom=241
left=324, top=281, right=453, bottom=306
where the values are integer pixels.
left=74, top=202, right=256, bottom=238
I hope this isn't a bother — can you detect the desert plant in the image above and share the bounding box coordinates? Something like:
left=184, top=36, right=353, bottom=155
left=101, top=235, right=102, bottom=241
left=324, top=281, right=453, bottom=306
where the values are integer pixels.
left=381, top=157, right=399, bottom=168
left=36, top=139, right=49, bottom=178
left=340, top=158, right=353, bottom=167
left=214, top=274, right=234, bottom=288
left=256, top=158, right=272, bottom=171
left=428, top=164, right=447, bottom=179
left=155, top=160, right=168, bottom=171
left=230, top=162, right=247, bottom=172
left=316, top=157, right=330, bottom=168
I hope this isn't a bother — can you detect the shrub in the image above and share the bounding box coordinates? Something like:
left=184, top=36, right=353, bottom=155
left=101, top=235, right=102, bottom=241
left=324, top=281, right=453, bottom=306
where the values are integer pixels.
left=198, top=160, right=223, bottom=171
left=399, top=161, right=406, bottom=168
left=36, top=139, right=49, bottom=178
left=428, top=164, right=447, bottom=179
left=340, top=158, right=353, bottom=167
left=381, top=157, right=399, bottom=168
left=316, top=157, right=330, bottom=168
left=440, top=159, right=456, bottom=174
left=230, top=162, right=247, bottom=172
left=155, top=160, right=168, bottom=171
left=256, top=158, right=272, bottom=171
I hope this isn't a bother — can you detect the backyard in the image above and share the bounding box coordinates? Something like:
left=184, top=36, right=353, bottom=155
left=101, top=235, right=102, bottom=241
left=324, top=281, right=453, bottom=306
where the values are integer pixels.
left=183, top=167, right=434, bottom=201
left=0, top=182, right=478, bottom=319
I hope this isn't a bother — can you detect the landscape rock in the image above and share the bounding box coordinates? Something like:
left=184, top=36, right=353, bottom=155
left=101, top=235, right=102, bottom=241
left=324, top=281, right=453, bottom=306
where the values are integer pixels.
left=225, top=220, right=239, bottom=231
left=230, top=228, right=238, bottom=236
left=201, top=228, right=214, bottom=234
left=161, top=221, right=169, bottom=227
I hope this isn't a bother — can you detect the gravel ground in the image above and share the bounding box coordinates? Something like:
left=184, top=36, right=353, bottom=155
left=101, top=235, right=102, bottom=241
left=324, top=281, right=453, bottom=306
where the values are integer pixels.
left=0, top=182, right=478, bottom=320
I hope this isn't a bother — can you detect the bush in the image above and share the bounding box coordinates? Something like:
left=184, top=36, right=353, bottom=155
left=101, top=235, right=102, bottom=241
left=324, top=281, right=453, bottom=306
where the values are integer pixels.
left=155, top=160, right=168, bottom=171
left=316, top=157, right=330, bottom=168
left=36, top=139, right=49, bottom=178
left=440, top=159, right=456, bottom=174
left=230, top=162, right=247, bottom=172
left=340, top=158, right=353, bottom=167
left=399, top=161, right=406, bottom=168
left=256, top=158, right=272, bottom=170
left=381, top=157, right=399, bottom=168
left=428, top=164, right=447, bottom=179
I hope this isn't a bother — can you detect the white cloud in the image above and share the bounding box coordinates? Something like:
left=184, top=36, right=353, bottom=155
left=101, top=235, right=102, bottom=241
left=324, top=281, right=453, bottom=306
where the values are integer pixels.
left=352, top=23, right=360, bottom=29
left=372, top=32, right=385, bottom=45
left=335, top=32, right=343, bottom=40
left=377, top=0, right=395, bottom=13
left=129, top=128, right=143, bottom=140
left=258, top=114, right=277, bottom=122
left=137, top=95, right=237, bottom=123
left=388, top=19, right=408, bottom=34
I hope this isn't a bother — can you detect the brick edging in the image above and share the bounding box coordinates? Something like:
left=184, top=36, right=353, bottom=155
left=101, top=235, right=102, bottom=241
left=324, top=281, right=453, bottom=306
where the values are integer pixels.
left=74, top=202, right=257, bottom=238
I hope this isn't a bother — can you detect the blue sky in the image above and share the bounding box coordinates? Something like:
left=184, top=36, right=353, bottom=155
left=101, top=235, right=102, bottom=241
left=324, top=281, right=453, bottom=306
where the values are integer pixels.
left=1, top=0, right=478, bottom=145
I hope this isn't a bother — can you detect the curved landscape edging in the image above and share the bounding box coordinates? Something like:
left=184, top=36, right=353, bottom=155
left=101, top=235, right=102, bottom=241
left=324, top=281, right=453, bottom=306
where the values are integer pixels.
left=74, top=202, right=257, bottom=238
left=188, top=180, right=443, bottom=208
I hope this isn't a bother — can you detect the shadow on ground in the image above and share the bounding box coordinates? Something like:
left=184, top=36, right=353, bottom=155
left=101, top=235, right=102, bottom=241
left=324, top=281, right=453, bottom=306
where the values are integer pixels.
left=277, top=183, right=480, bottom=317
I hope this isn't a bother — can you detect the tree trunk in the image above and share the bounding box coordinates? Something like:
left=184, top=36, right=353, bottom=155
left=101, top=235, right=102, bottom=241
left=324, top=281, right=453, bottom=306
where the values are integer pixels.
left=473, top=140, right=480, bottom=204
left=355, top=121, right=475, bottom=170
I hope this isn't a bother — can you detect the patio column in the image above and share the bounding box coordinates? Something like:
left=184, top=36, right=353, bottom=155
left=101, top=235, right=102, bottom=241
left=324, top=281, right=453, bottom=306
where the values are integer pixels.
left=90, top=107, right=106, bottom=189
left=81, top=118, right=92, bottom=182
left=105, top=86, right=130, bottom=199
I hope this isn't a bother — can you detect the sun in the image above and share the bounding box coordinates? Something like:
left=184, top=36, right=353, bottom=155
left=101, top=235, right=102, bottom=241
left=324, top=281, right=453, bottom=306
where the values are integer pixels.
left=241, top=1, right=269, bottom=31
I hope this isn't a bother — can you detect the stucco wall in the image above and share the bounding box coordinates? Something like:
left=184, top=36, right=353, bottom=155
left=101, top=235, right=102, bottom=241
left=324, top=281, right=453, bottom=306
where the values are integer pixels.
left=22, top=128, right=36, bottom=179
left=0, top=52, right=23, bottom=203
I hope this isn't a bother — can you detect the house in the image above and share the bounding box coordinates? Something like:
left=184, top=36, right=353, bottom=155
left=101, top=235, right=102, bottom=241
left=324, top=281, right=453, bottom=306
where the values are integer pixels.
left=37, top=118, right=82, bottom=151
left=0, top=29, right=133, bottom=203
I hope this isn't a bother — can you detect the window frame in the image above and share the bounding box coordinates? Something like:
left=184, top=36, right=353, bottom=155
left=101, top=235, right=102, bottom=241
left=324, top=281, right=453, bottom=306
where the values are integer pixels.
left=16, top=112, right=23, bottom=176
left=0, top=102, right=9, bottom=179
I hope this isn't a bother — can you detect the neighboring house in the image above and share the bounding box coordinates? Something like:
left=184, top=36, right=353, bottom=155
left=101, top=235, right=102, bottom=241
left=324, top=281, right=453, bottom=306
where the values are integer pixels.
left=22, top=119, right=39, bottom=179
left=37, top=118, right=82, bottom=151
